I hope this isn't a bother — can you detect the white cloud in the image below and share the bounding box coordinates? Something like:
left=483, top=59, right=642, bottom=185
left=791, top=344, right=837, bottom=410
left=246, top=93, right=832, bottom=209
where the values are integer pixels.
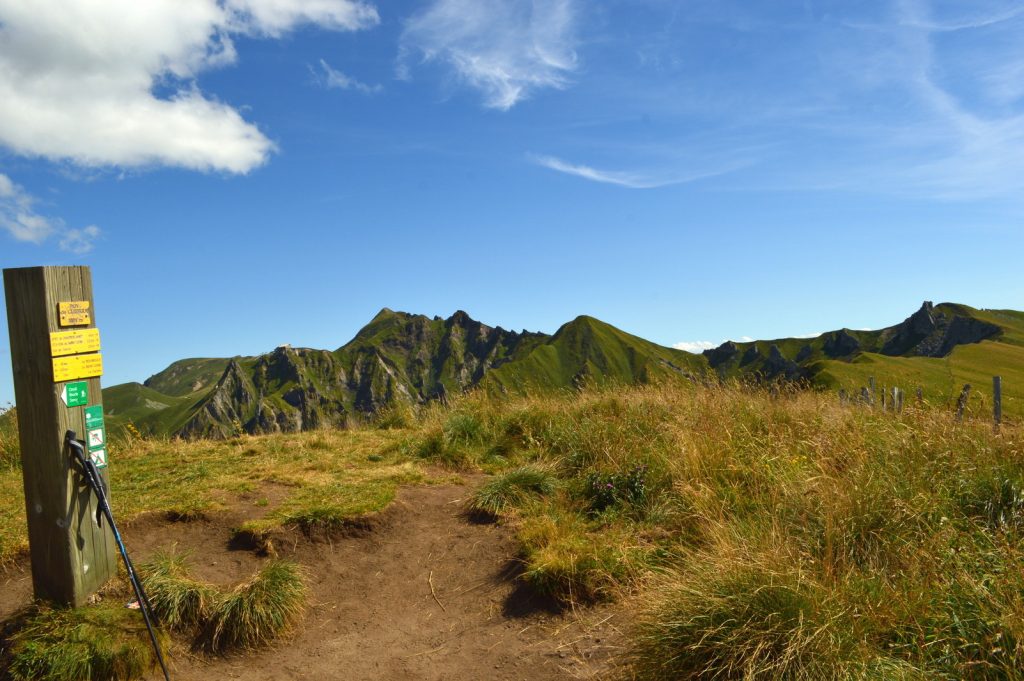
left=0, top=173, right=100, bottom=252
left=531, top=154, right=741, bottom=189
left=795, top=332, right=822, bottom=339
left=0, top=172, right=54, bottom=243
left=673, top=336, right=755, bottom=354
left=313, top=59, right=382, bottom=94
left=0, top=0, right=378, bottom=173
left=673, top=340, right=716, bottom=354
left=59, top=225, right=102, bottom=255
left=400, top=0, right=578, bottom=110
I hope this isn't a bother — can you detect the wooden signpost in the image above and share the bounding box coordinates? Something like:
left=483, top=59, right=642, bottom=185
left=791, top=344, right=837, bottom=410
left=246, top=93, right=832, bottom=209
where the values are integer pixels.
left=3, top=266, right=117, bottom=606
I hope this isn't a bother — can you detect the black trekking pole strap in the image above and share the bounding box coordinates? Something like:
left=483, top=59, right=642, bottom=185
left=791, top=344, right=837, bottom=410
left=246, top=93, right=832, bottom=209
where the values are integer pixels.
left=66, top=431, right=171, bottom=681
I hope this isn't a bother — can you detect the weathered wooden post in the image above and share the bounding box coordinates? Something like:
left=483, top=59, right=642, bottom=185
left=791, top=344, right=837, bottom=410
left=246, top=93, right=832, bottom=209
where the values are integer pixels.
left=916, top=386, right=923, bottom=406
left=994, top=376, right=1002, bottom=430
left=868, top=376, right=876, bottom=407
left=3, top=266, right=117, bottom=606
left=956, top=384, right=972, bottom=423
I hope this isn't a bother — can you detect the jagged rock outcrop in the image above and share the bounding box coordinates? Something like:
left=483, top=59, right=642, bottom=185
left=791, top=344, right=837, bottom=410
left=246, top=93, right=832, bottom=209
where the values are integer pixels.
left=882, top=302, right=937, bottom=355
left=795, top=344, right=813, bottom=363
left=178, top=310, right=553, bottom=438
left=704, top=341, right=739, bottom=368
left=764, top=345, right=803, bottom=380
left=740, top=343, right=761, bottom=366
left=823, top=330, right=860, bottom=358
left=881, top=302, right=1000, bottom=358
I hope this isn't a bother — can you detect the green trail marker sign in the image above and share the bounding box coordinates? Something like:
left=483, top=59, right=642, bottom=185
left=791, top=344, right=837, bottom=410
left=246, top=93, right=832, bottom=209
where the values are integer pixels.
left=85, top=405, right=107, bottom=469
left=60, top=381, right=88, bottom=407
left=85, top=404, right=104, bottom=429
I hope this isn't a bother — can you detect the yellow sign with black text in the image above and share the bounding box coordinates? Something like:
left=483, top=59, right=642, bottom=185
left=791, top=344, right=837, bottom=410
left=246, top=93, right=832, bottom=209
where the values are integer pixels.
left=50, top=328, right=101, bottom=358
left=52, top=353, right=103, bottom=382
left=58, top=301, right=92, bottom=327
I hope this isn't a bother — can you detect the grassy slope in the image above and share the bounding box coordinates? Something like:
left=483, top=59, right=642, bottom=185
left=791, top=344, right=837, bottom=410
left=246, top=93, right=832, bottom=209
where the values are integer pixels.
left=484, top=315, right=706, bottom=392
left=0, top=428, right=438, bottom=564
left=142, top=358, right=233, bottom=397
left=102, top=382, right=213, bottom=435
left=817, top=307, right=1024, bottom=417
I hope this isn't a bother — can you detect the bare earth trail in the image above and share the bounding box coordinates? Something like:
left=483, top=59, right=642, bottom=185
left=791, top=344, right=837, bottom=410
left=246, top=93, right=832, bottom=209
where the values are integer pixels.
left=1, top=479, right=623, bottom=681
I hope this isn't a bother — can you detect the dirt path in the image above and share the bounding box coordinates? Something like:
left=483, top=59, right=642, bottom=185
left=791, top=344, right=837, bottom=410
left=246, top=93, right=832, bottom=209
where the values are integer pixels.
left=2, top=480, right=624, bottom=681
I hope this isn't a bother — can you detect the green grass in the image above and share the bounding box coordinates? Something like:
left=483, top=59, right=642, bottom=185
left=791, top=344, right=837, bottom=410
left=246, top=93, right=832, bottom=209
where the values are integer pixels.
left=0, top=428, right=438, bottom=564
left=139, top=550, right=219, bottom=631
left=102, top=382, right=213, bottom=437
left=404, top=382, right=1024, bottom=677
left=136, top=552, right=307, bottom=654
left=0, top=406, right=18, bottom=469
left=2, top=603, right=166, bottom=681
left=204, top=560, right=306, bottom=652
left=140, top=358, right=233, bottom=397
left=469, top=465, right=558, bottom=517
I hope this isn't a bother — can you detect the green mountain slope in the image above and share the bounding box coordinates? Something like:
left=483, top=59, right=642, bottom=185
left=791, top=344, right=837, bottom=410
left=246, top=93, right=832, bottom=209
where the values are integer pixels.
left=143, top=358, right=233, bottom=396
left=704, top=302, right=1024, bottom=417
left=103, top=382, right=210, bottom=435
left=484, top=315, right=704, bottom=392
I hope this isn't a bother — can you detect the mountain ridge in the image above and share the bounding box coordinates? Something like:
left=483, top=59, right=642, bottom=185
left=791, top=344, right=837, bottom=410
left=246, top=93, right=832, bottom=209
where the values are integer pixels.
left=103, top=302, right=1024, bottom=437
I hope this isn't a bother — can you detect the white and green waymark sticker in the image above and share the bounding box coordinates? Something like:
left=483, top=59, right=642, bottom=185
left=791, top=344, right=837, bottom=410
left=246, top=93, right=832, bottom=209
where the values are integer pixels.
left=60, top=381, right=88, bottom=407
left=84, top=405, right=107, bottom=469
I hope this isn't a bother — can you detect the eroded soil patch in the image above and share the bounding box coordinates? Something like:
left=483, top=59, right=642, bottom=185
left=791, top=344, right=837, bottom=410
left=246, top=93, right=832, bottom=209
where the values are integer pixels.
left=2, top=481, right=623, bottom=681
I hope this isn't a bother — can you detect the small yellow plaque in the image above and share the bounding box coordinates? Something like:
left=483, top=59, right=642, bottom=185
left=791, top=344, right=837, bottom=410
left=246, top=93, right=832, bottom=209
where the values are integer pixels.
left=59, top=301, right=92, bottom=327
left=50, top=328, right=101, bottom=358
left=52, top=353, right=103, bottom=382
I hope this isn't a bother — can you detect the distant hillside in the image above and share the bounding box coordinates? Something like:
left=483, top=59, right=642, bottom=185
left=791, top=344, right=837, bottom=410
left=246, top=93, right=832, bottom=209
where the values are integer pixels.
left=103, top=302, right=1022, bottom=438
left=703, top=302, right=1023, bottom=415
left=484, top=315, right=704, bottom=392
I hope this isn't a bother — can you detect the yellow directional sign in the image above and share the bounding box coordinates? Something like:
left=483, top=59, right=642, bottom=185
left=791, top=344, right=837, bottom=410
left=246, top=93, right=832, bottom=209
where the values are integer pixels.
left=52, top=353, right=103, bottom=382
left=58, top=301, right=92, bottom=327
left=50, top=328, right=101, bottom=358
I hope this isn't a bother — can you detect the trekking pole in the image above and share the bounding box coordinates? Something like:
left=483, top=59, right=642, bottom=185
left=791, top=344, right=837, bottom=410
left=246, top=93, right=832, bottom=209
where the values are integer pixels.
left=66, top=430, right=171, bottom=681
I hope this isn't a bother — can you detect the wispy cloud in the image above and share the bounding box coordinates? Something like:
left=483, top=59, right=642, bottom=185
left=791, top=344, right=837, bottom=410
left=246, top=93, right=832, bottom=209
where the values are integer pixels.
left=531, top=154, right=743, bottom=189
left=312, top=59, right=382, bottom=94
left=0, top=0, right=379, bottom=174
left=399, top=0, right=578, bottom=110
left=674, top=336, right=754, bottom=354
left=673, top=340, right=716, bottom=354
left=890, top=0, right=1024, bottom=199
left=0, top=173, right=101, bottom=252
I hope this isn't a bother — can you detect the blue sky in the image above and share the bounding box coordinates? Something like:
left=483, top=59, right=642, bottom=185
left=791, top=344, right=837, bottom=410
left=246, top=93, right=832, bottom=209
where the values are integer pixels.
left=2, top=0, right=1023, bottom=405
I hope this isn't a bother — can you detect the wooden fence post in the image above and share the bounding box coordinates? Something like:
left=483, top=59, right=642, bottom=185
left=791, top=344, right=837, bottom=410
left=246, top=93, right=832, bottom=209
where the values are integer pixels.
left=994, top=376, right=1002, bottom=430
left=956, top=384, right=971, bottom=423
left=869, top=376, right=876, bottom=407
left=3, top=266, right=117, bottom=606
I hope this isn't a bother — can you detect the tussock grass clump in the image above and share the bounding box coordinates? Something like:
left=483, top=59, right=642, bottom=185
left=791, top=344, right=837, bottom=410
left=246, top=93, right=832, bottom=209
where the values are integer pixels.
left=374, top=402, right=416, bottom=430
left=3, top=603, right=165, bottom=681
left=0, top=406, right=19, bottom=469
left=204, top=560, right=306, bottom=652
left=518, top=511, right=646, bottom=603
left=630, top=546, right=849, bottom=680
left=139, top=550, right=219, bottom=631
left=469, top=465, right=558, bottom=517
